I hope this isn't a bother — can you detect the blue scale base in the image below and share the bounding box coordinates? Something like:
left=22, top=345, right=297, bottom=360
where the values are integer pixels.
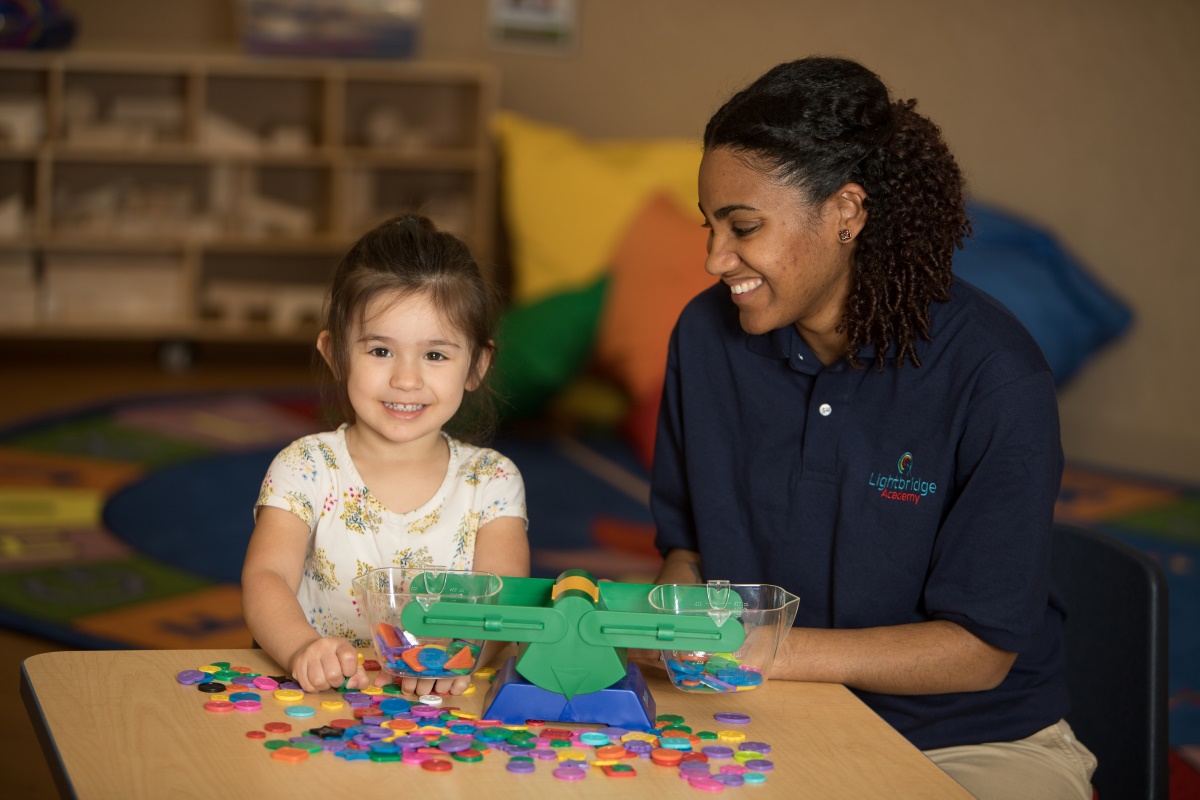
left=481, top=657, right=658, bottom=730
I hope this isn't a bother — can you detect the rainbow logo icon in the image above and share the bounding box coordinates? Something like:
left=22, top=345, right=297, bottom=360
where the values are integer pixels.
left=897, top=452, right=913, bottom=474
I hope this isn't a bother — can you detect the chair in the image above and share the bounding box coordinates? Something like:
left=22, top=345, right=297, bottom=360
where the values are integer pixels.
left=1051, top=523, right=1170, bottom=799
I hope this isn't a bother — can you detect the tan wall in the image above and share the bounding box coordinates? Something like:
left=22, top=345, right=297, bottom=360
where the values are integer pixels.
left=70, top=0, right=1200, bottom=482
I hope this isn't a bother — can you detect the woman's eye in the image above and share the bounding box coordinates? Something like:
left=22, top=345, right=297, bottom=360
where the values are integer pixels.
left=732, top=225, right=756, bottom=237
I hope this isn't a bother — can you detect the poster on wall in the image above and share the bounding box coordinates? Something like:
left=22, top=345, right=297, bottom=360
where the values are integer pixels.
left=488, top=0, right=578, bottom=54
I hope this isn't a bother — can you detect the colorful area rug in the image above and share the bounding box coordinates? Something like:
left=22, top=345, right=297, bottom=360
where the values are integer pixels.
left=1, top=388, right=1198, bottom=786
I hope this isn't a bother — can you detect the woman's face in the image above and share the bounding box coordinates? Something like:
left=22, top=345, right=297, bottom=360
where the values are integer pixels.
left=698, top=146, right=857, bottom=345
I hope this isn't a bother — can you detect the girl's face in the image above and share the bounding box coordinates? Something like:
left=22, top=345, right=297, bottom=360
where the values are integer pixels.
left=325, top=289, right=486, bottom=456
left=698, top=146, right=858, bottom=348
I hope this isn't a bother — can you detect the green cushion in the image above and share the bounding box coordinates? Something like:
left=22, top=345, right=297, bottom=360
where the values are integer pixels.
left=492, top=276, right=609, bottom=421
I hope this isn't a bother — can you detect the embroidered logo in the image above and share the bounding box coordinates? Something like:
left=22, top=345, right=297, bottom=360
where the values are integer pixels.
left=868, top=452, right=937, bottom=506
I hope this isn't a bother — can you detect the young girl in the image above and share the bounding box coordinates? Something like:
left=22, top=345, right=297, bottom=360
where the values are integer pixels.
left=242, top=214, right=529, bottom=696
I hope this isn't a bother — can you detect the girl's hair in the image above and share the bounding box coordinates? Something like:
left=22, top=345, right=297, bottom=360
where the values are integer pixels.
left=320, top=214, right=500, bottom=443
left=704, top=56, right=970, bottom=369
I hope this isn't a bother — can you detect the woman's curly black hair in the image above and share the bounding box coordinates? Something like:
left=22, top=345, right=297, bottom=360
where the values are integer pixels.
left=704, top=56, right=970, bottom=369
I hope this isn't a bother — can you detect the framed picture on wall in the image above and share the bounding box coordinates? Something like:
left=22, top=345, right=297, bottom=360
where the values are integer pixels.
left=488, top=0, right=578, bottom=54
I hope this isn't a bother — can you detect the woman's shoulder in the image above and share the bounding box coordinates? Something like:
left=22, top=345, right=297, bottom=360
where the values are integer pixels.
left=933, top=277, right=1054, bottom=387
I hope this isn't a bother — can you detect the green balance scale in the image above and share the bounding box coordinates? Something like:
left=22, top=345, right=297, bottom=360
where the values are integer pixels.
left=397, top=569, right=748, bottom=730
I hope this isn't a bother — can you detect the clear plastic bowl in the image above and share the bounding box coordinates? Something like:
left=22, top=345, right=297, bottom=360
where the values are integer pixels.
left=649, top=582, right=799, bottom=693
left=353, top=567, right=502, bottom=680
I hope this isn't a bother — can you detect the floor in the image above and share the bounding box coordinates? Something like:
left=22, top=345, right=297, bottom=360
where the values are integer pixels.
left=2, top=341, right=314, bottom=797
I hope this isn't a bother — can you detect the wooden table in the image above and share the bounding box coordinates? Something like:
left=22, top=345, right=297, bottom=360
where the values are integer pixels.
left=22, top=648, right=970, bottom=799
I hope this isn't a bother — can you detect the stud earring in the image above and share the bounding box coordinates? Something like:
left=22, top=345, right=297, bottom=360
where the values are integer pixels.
left=838, top=229, right=852, bottom=243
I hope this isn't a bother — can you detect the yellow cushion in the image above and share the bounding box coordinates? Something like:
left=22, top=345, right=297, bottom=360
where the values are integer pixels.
left=492, top=111, right=701, bottom=304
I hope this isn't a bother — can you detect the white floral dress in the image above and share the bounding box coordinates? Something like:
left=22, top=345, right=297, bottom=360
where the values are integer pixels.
left=255, top=426, right=527, bottom=648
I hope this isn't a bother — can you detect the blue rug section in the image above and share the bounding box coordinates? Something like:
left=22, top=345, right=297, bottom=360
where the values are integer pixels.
left=103, top=448, right=273, bottom=585
left=495, top=433, right=653, bottom=566
left=102, top=432, right=656, bottom=584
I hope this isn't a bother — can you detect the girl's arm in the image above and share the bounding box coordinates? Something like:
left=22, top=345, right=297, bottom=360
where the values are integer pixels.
left=408, top=515, right=529, bottom=697
left=241, top=506, right=365, bottom=692
left=472, top=515, right=530, bottom=579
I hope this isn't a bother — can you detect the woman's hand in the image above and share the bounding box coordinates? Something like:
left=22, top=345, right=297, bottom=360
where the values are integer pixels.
left=287, top=636, right=360, bottom=693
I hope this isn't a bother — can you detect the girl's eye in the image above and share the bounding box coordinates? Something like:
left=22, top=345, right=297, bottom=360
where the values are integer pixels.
left=368, top=347, right=392, bottom=358
left=424, top=351, right=447, bottom=362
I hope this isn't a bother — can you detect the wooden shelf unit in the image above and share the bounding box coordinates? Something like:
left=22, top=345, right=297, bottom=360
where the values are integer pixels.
left=0, top=51, right=498, bottom=343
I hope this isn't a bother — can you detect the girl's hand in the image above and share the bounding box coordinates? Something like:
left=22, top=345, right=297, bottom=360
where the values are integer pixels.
left=397, top=673, right=473, bottom=697
left=288, top=636, right=359, bottom=693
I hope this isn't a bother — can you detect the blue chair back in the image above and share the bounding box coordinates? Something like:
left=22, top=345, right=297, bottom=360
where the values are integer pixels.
left=1052, top=523, right=1169, bottom=799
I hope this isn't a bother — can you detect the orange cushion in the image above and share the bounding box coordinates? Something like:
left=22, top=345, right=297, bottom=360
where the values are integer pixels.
left=595, top=192, right=714, bottom=468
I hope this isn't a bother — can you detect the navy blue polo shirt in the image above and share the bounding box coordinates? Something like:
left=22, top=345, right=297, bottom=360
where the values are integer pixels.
left=652, top=277, right=1069, bottom=751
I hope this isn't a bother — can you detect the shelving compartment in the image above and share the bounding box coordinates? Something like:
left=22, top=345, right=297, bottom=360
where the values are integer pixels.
left=204, top=73, right=323, bottom=154
left=42, top=248, right=189, bottom=326
left=0, top=247, right=38, bottom=325
left=0, top=64, right=47, bottom=148
left=199, top=249, right=338, bottom=335
left=0, top=158, right=36, bottom=239
left=342, top=166, right=475, bottom=244
left=344, top=78, right=483, bottom=152
left=51, top=159, right=217, bottom=240
left=61, top=68, right=188, bottom=149
left=211, top=162, right=331, bottom=239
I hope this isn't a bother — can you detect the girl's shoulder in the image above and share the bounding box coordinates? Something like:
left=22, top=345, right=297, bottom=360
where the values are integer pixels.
left=443, top=434, right=522, bottom=484
left=272, top=426, right=351, bottom=471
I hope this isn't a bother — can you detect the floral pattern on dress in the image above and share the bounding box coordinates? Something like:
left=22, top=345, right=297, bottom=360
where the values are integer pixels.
left=461, top=451, right=510, bottom=486
left=282, top=490, right=315, bottom=526
left=451, top=510, right=483, bottom=568
left=309, top=607, right=368, bottom=648
left=405, top=506, right=442, bottom=537
left=350, top=560, right=378, bottom=618
left=392, top=547, right=434, bottom=569
left=341, top=485, right=383, bottom=535
left=278, top=439, right=338, bottom=484
left=305, top=547, right=338, bottom=591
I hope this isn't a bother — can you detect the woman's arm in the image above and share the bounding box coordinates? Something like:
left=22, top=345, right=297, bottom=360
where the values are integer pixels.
left=654, top=547, right=703, bottom=584
left=775, top=619, right=1016, bottom=694
left=241, top=506, right=361, bottom=692
left=652, top=547, right=1014, bottom=694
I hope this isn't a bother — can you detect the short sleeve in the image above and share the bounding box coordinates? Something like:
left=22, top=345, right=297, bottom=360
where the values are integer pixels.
left=255, top=437, right=338, bottom=530
left=463, top=449, right=528, bottom=528
left=924, top=369, right=1062, bottom=652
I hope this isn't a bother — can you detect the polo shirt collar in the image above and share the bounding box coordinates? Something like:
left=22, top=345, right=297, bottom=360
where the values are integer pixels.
left=745, top=325, right=898, bottom=375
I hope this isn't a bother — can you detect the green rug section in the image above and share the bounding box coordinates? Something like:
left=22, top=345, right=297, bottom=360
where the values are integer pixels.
left=1110, top=496, right=1200, bottom=546
left=0, top=556, right=213, bottom=621
left=3, top=415, right=214, bottom=468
